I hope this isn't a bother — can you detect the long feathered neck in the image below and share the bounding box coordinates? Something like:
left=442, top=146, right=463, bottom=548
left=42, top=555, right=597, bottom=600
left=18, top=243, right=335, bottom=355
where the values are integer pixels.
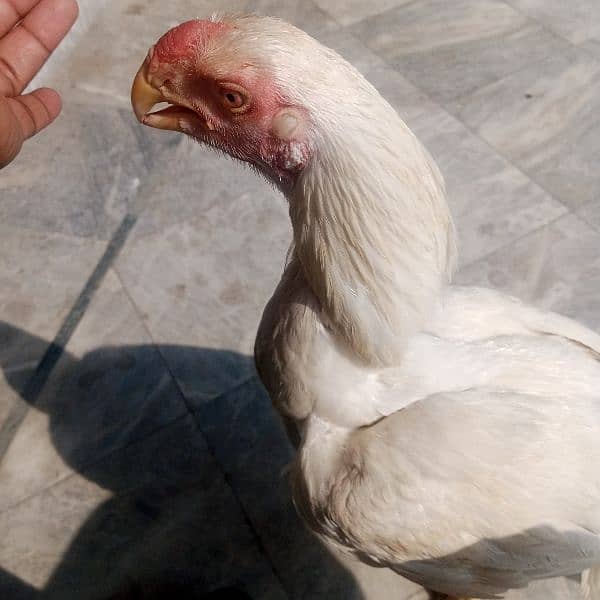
left=288, top=98, right=456, bottom=366
left=215, top=16, right=456, bottom=365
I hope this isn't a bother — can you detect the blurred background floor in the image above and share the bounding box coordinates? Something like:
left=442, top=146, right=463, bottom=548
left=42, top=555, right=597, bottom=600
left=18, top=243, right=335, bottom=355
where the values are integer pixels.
left=1, top=1, right=599, bottom=598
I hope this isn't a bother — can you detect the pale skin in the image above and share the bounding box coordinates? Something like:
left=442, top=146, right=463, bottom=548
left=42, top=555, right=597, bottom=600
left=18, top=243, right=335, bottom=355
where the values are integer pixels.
left=0, top=0, right=78, bottom=169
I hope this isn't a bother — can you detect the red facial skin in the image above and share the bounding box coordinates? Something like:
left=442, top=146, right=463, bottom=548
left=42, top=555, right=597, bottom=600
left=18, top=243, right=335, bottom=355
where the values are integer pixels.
left=148, top=20, right=311, bottom=189
left=153, top=20, right=227, bottom=64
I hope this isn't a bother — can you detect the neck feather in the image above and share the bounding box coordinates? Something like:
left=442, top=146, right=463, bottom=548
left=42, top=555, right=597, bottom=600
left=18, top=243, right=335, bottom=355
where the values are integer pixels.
left=288, top=112, right=456, bottom=366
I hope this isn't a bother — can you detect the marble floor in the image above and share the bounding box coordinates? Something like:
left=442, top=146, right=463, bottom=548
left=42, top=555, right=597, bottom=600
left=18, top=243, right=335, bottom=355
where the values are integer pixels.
left=1, top=0, right=599, bottom=598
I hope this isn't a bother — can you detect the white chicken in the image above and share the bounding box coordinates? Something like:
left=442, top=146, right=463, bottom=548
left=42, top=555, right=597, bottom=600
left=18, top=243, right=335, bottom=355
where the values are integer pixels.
left=131, top=15, right=600, bottom=599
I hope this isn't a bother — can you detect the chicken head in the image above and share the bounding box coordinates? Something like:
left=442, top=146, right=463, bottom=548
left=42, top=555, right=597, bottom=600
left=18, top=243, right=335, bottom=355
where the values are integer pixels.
left=131, top=18, right=311, bottom=188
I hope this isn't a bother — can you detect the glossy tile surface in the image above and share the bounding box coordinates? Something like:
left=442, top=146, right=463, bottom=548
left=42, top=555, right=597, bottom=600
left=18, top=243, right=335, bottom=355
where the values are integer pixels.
left=0, top=416, right=287, bottom=600
left=456, top=214, right=600, bottom=331
left=350, top=0, right=569, bottom=103
left=451, top=49, right=600, bottom=209
left=506, top=0, right=600, bottom=44
left=312, top=0, right=413, bottom=27
left=2, top=0, right=599, bottom=599
left=0, top=226, right=105, bottom=436
left=0, top=269, right=187, bottom=511
left=406, top=108, right=566, bottom=266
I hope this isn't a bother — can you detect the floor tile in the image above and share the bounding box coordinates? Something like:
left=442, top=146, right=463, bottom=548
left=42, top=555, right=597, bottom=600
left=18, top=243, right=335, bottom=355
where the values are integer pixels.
left=506, top=0, right=600, bottom=44
left=0, top=384, right=20, bottom=444
left=0, top=269, right=187, bottom=512
left=0, top=416, right=287, bottom=600
left=0, top=227, right=105, bottom=377
left=3, top=1, right=600, bottom=599
left=349, top=0, right=569, bottom=104
left=456, top=213, right=600, bottom=332
left=406, top=108, right=566, bottom=266
left=581, top=37, right=600, bottom=59
left=130, top=138, right=280, bottom=240
left=576, top=198, right=600, bottom=233
left=312, top=0, right=413, bottom=27
left=193, top=377, right=423, bottom=599
left=451, top=48, right=600, bottom=209
left=115, top=184, right=291, bottom=402
left=0, top=226, right=105, bottom=434
left=0, top=102, right=165, bottom=240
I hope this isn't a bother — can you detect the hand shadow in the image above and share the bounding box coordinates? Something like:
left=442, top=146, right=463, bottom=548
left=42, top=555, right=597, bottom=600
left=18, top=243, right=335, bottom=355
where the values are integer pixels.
left=0, top=321, right=365, bottom=600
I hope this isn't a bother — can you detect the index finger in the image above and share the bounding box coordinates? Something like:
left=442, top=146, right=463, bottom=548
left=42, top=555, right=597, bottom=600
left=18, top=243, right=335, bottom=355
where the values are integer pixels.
left=0, top=2, right=42, bottom=38
left=0, top=0, right=78, bottom=97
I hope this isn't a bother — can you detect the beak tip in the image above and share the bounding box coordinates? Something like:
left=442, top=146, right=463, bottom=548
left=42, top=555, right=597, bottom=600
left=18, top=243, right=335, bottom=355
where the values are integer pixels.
left=131, top=62, right=163, bottom=125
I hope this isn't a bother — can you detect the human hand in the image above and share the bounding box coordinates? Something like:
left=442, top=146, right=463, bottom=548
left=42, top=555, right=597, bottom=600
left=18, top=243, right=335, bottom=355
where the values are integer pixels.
left=0, top=0, right=78, bottom=169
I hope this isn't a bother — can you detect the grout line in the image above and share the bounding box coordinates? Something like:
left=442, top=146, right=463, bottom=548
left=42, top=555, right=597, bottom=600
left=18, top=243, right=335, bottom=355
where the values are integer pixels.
left=343, top=0, right=573, bottom=87
left=204, top=374, right=259, bottom=405
left=576, top=202, right=600, bottom=234
left=438, top=100, right=575, bottom=212
left=112, top=268, right=259, bottom=406
left=147, top=347, right=288, bottom=595
left=457, top=211, right=568, bottom=271
left=112, top=267, right=288, bottom=596
left=185, top=391, right=291, bottom=599
left=0, top=214, right=137, bottom=464
left=0, top=413, right=190, bottom=516
left=502, top=0, right=591, bottom=49
left=332, top=0, right=422, bottom=29
left=338, top=3, right=585, bottom=219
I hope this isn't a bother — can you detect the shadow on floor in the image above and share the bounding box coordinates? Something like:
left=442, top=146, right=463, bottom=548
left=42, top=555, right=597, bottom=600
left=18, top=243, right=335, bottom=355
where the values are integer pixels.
left=0, top=321, right=365, bottom=600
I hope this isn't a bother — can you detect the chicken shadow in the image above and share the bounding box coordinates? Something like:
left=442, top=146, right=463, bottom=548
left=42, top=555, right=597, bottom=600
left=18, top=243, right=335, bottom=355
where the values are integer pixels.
left=0, top=321, right=365, bottom=600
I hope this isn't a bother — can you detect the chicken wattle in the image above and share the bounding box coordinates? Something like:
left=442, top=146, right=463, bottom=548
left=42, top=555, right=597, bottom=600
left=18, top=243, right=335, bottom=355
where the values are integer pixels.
left=131, top=15, right=600, bottom=600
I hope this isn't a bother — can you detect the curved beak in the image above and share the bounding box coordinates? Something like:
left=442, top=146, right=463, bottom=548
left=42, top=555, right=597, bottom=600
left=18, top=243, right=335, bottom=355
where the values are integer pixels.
left=131, top=57, right=197, bottom=132
left=131, top=60, right=164, bottom=123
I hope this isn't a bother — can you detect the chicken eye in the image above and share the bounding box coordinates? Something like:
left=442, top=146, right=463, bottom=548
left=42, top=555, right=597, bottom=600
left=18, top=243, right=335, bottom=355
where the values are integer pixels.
left=218, top=85, right=250, bottom=113
left=225, top=92, right=242, bottom=106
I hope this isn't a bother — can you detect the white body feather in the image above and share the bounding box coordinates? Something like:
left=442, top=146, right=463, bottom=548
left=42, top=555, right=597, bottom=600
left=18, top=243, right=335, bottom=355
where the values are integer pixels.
left=212, top=15, right=600, bottom=599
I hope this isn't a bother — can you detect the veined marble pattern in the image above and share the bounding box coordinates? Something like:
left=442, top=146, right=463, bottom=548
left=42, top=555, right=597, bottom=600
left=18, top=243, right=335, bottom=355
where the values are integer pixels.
left=581, top=37, right=600, bottom=60
left=451, top=48, right=600, bottom=209
left=406, top=107, right=566, bottom=266
left=456, top=214, right=600, bottom=332
left=506, top=0, right=600, bottom=45
left=0, top=269, right=187, bottom=512
left=349, top=0, right=570, bottom=103
left=577, top=198, right=600, bottom=234
left=0, top=225, right=105, bottom=434
left=130, top=138, right=280, bottom=239
left=311, top=0, right=413, bottom=27
left=0, top=416, right=288, bottom=599
left=0, top=102, right=161, bottom=240
left=2, top=0, right=600, bottom=599
left=115, top=188, right=291, bottom=362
